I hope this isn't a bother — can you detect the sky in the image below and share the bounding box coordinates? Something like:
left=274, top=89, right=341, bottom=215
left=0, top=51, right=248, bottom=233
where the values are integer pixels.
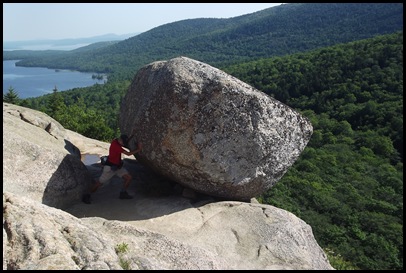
left=3, top=3, right=283, bottom=42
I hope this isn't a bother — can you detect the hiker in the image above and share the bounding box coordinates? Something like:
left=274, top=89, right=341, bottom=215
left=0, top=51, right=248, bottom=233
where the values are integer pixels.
left=82, top=129, right=142, bottom=204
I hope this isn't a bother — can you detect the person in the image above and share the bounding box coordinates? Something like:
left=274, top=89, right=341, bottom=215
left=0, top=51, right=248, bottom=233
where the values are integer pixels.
left=82, top=129, right=142, bottom=204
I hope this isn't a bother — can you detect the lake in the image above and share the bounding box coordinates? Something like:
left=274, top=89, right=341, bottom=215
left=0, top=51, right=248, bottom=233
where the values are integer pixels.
left=3, top=60, right=106, bottom=99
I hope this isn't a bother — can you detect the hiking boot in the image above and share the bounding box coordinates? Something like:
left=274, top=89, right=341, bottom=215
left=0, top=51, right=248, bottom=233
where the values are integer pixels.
left=82, top=194, right=91, bottom=204
left=119, top=191, right=133, bottom=199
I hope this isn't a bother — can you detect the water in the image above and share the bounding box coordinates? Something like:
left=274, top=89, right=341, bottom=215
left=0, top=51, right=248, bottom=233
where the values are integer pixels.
left=3, top=43, right=91, bottom=51
left=3, top=60, right=106, bottom=99
left=82, top=154, right=102, bottom=165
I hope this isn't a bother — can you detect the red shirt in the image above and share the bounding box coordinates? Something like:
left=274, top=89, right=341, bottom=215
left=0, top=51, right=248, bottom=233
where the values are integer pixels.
left=108, top=138, right=125, bottom=165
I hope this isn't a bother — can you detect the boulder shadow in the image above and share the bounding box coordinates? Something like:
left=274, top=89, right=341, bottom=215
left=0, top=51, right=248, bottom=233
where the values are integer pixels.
left=63, top=159, right=219, bottom=221
left=43, top=153, right=92, bottom=210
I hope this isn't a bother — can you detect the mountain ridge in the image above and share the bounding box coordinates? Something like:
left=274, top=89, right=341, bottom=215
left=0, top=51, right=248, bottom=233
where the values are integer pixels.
left=3, top=33, right=139, bottom=51
left=3, top=3, right=403, bottom=82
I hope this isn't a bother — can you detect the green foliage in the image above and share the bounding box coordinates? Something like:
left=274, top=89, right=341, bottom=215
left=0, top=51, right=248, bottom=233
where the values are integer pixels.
left=3, top=86, right=20, bottom=104
left=55, top=96, right=114, bottom=141
left=23, top=80, right=129, bottom=141
left=47, top=86, right=66, bottom=118
left=225, top=31, right=403, bottom=160
left=243, top=32, right=403, bottom=270
left=324, top=248, right=358, bottom=270
left=118, top=257, right=130, bottom=270
left=115, top=243, right=130, bottom=270
left=115, top=242, right=129, bottom=254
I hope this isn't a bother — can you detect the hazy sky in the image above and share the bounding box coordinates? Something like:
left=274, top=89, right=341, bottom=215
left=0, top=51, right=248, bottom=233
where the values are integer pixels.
left=3, top=3, right=283, bottom=42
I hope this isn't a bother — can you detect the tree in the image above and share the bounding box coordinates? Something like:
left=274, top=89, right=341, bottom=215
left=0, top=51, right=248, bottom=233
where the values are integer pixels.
left=47, top=86, right=66, bottom=118
left=56, top=96, right=114, bottom=141
left=3, top=86, right=20, bottom=104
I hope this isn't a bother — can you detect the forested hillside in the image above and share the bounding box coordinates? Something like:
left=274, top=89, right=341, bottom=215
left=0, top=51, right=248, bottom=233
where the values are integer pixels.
left=3, top=3, right=403, bottom=82
left=224, top=31, right=403, bottom=270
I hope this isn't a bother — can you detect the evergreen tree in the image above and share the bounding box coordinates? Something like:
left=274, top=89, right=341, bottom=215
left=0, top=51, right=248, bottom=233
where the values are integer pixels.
left=47, top=86, right=66, bottom=118
left=3, top=86, right=20, bottom=104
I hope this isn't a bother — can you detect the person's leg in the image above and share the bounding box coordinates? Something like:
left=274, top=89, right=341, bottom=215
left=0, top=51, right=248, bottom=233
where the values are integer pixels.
left=117, top=168, right=133, bottom=199
left=90, top=180, right=102, bottom=193
left=82, top=166, right=114, bottom=204
left=122, top=173, right=132, bottom=190
left=91, top=165, right=113, bottom=192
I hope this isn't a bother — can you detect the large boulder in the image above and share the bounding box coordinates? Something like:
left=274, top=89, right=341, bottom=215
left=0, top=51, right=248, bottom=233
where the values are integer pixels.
left=120, top=56, right=313, bottom=201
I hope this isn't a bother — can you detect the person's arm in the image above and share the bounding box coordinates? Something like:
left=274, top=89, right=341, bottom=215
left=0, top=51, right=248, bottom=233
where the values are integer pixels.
left=122, top=142, right=142, bottom=156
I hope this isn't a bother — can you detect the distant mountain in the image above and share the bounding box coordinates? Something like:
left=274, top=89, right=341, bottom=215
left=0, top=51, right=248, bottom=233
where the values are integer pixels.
left=2, top=41, right=122, bottom=60
left=70, top=41, right=122, bottom=52
left=3, top=3, right=403, bottom=81
left=3, top=33, right=139, bottom=51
